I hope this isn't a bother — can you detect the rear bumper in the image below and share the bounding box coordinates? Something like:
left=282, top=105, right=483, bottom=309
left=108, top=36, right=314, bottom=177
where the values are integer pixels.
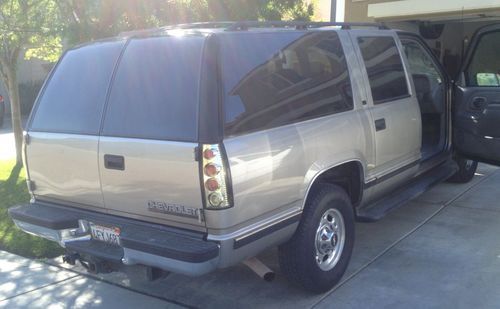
left=9, top=202, right=219, bottom=276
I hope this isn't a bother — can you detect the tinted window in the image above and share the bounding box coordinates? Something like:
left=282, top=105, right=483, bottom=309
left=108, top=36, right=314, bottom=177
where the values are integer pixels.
left=358, top=36, right=409, bottom=104
left=221, top=32, right=353, bottom=136
left=102, top=36, right=203, bottom=141
left=465, top=31, right=500, bottom=87
left=31, top=40, right=125, bottom=134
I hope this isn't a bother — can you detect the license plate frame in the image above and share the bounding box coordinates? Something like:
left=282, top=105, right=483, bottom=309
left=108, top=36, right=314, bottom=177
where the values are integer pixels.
left=89, top=223, right=121, bottom=246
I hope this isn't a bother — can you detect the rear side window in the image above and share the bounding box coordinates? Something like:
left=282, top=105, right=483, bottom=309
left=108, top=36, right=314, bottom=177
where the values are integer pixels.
left=221, top=32, right=353, bottom=136
left=358, top=36, right=409, bottom=104
left=31, top=40, right=125, bottom=134
left=102, top=36, right=204, bottom=141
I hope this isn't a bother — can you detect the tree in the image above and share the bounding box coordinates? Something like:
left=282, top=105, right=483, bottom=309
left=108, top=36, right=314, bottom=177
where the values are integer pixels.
left=0, top=0, right=62, bottom=164
left=59, top=0, right=314, bottom=45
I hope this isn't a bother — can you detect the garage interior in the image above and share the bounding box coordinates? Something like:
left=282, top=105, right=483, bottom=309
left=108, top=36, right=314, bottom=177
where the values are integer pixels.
left=342, top=0, right=500, bottom=160
left=359, top=0, right=500, bottom=78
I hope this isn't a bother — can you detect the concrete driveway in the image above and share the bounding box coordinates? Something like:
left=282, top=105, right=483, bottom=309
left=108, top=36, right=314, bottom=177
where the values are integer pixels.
left=1, top=164, right=500, bottom=308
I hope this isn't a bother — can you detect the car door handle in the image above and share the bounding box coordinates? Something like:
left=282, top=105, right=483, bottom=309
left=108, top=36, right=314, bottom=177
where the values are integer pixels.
left=375, top=118, right=386, bottom=131
left=470, top=97, right=487, bottom=110
left=104, top=154, right=125, bottom=171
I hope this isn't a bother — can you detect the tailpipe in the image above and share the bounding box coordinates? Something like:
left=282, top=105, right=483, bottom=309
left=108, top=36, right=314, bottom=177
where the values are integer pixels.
left=243, top=257, right=275, bottom=282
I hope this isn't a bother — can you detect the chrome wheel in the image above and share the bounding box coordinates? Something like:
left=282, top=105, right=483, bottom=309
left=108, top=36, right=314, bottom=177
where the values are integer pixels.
left=314, top=208, right=345, bottom=271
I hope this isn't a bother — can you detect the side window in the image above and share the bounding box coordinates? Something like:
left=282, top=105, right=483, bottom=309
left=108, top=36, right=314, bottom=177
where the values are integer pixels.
left=222, top=32, right=353, bottom=136
left=402, top=39, right=445, bottom=111
left=31, top=41, right=125, bottom=134
left=358, top=36, right=409, bottom=104
left=102, top=36, right=204, bottom=141
left=465, top=31, right=500, bottom=87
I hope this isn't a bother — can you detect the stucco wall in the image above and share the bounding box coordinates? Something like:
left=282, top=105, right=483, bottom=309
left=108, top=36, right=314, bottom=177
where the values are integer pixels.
left=345, top=0, right=385, bottom=22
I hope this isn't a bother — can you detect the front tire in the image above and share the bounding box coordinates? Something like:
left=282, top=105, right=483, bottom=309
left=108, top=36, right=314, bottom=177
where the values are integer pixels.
left=278, top=184, right=355, bottom=293
left=447, top=156, right=478, bottom=183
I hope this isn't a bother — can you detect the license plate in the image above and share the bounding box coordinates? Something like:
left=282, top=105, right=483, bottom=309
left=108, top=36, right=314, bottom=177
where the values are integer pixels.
left=89, top=223, right=120, bottom=245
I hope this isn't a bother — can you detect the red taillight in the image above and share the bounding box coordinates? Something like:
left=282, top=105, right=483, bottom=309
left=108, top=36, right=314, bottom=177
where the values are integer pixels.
left=203, top=148, right=217, bottom=160
left=204, top=163, right=220, bottom=177
left=205, top=178, right=220, bottom=191
left=200, top=144, right=232, bottom=209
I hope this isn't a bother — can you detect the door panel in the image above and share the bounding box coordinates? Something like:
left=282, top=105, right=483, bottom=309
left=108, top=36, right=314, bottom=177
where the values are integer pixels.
left=454, top=86, right=500, bottom=164
left=26, top=132, right=104, bottom=208
left=454, top=24, right=500, bottom=165
left=349, top=31, right=421, bottom=179
left=99, top=138, right=206, bottom=230
left=97, top=36, right=207, bottom=230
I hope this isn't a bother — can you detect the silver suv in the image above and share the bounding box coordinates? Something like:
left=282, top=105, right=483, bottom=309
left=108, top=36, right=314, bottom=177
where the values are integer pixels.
left=9, top=21, right=500, bottom=293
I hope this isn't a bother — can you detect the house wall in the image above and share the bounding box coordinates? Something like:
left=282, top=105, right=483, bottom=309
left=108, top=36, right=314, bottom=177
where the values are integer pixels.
left=344, top=0, right=383, bottom=22
left=344, top=0, right=500, bottom=22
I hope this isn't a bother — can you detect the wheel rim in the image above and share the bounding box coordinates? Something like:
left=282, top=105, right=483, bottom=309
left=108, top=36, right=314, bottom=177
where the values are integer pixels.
left=314, top=208, right=345, bottom=271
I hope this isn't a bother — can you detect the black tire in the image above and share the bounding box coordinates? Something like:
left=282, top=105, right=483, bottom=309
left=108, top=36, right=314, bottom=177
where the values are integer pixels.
left=447, top=156, right=478, bottom=183
left=278, top=184, right=355, bottom=293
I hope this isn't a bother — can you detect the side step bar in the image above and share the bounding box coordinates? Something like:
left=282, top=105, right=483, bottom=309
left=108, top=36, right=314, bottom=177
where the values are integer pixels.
left=356, top=160, right=458, bottom=222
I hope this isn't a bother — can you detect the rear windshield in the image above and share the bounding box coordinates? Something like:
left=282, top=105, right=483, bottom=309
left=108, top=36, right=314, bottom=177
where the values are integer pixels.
left=31, top=40, right=125, bottom=134
left=220, top=31, right=353, bottom=136
left=31, top=36, right=204, bottom=141
left=102, top=36, right=204, bottom=141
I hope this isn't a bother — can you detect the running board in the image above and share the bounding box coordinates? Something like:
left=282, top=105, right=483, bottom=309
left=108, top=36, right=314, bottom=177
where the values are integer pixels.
left=356, top=161, right=458, bottom=222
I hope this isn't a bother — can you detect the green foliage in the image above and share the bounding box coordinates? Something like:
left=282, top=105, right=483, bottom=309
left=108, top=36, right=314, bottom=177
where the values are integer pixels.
left=0, top=160, right=63, bottom=258
left=0, top=0, right=63, bottom=65
left=59, top=0, right=314, bottom=45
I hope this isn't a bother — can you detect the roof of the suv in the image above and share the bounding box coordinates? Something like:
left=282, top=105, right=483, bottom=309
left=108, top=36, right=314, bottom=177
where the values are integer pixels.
left=68, top=21, right=391, bottom=60
left=118, top=21, right=390, bottom=39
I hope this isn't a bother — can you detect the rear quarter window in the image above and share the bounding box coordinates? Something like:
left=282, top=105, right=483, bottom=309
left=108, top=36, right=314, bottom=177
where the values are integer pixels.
left=30, top=40, right=125, bottom=134
left=221, top=31, right=353, bottom=137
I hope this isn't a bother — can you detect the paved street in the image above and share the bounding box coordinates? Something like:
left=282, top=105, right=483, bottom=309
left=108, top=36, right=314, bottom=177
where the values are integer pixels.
left=1, top=164, right=499, bottom=308
left=0, top=116, right=27, bottom=160
left=0, top=118, right=16, bottom=160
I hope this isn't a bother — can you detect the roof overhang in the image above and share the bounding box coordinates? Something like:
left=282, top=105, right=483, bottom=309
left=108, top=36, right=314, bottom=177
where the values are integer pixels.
left=368, top=0, right=500, bottom=22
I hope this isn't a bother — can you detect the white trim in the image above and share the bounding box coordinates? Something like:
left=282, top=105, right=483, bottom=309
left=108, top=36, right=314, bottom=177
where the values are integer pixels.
left=368, top=0, right=500, bottom=19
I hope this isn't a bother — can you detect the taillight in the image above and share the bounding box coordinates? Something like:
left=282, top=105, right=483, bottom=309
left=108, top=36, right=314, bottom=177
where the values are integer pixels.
left=200, top=144, right=232, bottom=209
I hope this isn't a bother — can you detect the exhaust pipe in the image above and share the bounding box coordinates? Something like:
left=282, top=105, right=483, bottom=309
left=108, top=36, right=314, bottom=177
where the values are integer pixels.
left=243, top=257, right=275, bottom=282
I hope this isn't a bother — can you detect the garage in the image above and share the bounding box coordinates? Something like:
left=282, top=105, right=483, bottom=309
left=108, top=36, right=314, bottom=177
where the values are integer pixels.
left=345, top=0, right=500, bottom=77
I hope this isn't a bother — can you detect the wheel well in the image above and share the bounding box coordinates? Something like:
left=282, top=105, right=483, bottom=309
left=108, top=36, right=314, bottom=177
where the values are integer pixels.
left=312, top=162, right=363, bottom=207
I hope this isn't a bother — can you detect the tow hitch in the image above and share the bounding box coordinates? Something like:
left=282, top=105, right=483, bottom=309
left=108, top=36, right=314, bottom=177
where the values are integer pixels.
left=63, top=253, right=113, bottom=274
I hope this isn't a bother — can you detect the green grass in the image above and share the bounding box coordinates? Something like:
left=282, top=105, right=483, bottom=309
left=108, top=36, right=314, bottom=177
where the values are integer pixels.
left=0, top=160, right=63, bottom=258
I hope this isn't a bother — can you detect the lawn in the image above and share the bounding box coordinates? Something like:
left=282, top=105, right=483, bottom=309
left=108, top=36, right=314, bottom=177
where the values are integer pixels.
left=0, top=160, right=63, bottom=258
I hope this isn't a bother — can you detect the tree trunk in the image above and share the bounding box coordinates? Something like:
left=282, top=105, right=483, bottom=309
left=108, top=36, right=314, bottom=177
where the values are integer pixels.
left=6, top=66, right=24, bottom=165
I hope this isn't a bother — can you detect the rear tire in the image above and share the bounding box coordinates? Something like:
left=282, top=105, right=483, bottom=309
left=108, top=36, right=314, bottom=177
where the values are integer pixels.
left=447, top=156, right=478, bottom=183
left=278, top=184, right=354, bottom=293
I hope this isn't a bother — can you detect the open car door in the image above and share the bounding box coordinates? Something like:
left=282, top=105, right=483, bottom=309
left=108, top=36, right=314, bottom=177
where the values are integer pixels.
left=453, top=24, right=500, bottom=165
